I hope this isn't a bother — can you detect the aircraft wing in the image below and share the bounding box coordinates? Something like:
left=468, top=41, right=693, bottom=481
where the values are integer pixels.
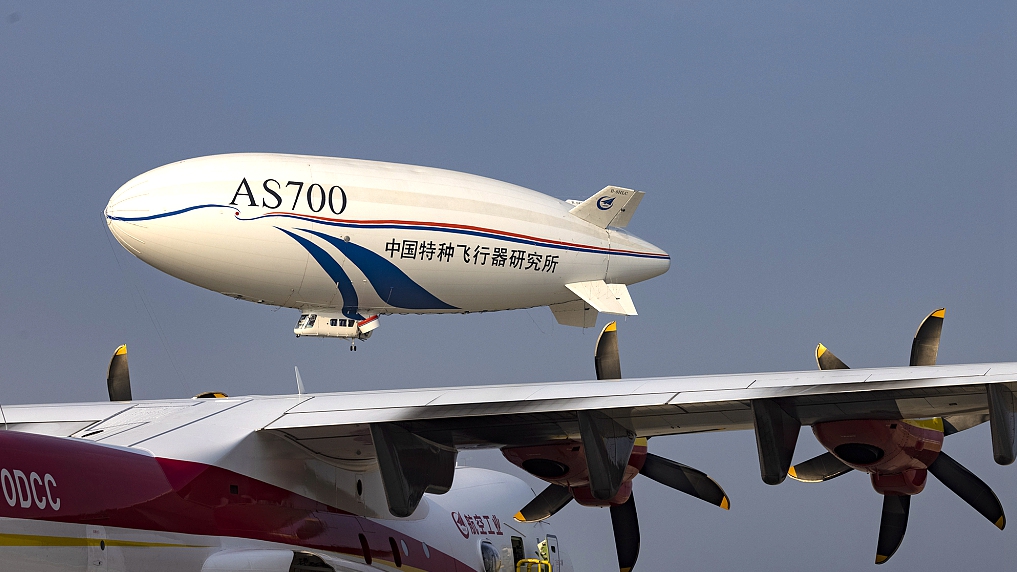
left=260, top=362, right=1017, bottom=518
left=6, top=361, right=1017, bottom=522
left=262, top=362, right=1017, bottom=455
left=6, top=363, right=1013, bottom=451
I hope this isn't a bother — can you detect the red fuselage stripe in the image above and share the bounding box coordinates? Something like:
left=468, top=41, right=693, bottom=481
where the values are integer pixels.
left=0, top=432, right=469, bottom=570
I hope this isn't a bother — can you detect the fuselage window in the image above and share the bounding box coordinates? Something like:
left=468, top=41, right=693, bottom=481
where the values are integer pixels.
left=306, top=314, right=316, bottom=327
left=330, top=318, right=338, bottom=327
left=359, top=533, right=372, bottom=565
left=296, top=314, right=309, bottom=328
left=481, top=541, right=500, bottom=572
left=389, top=537, right=402, bottom=567
left=422, top=542, right=430, bottom=558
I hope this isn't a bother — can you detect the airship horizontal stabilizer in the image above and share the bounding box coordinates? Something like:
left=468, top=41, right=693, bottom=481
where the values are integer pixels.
left=566, top=281, right=638, bottom=316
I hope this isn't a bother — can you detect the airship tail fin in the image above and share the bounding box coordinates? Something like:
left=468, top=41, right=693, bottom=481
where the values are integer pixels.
left=569, top=186, right=645, bottom=228
left=565, top=280, right=638, bottom=316
left=549, top=299, right=599, bottom=328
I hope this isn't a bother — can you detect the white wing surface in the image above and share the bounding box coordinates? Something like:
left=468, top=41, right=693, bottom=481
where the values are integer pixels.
left=258, top=362, right=1017, bottom=459
left=6, top=362, right=1016, bottom=455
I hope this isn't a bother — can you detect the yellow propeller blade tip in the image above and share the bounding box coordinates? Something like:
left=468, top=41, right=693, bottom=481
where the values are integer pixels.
left=787, top=466, right=798, bottom=479
left=816, top=344, right=827, bottom=358
left=996, top=516, right=1005, bottom=530
left=720, top=496, right=730, bottom=510
left=931, top=308, right=945, bottom=319
left=114, top=344, right=127, bottom=356
left=514, top=512, right=526, bottom=522
left=605, top=321, right=617, bottom=332
left=875, top=555, right=889, bottom=565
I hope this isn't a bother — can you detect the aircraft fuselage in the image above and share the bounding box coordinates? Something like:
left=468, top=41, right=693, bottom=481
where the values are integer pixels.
left=0, top=403, right=567, bottom=572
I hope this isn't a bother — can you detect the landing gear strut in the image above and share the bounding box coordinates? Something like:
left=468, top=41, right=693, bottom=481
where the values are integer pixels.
left=350, top=341, right=357, bottom=352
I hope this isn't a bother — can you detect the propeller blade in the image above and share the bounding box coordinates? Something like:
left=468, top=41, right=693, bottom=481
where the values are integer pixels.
left=788, top=452, right=853, bottom=483
left=106, top=344, right=132, bottom=401
left=514, top=483, right=573, bottom=522
left=816, top=343, right=849, bottom=370
left=928, top=451, right=1006, bottom=530
left=875, top=494, right=910, bottom=565
left=640, top=453, right=730, bottom=509
left=595, top=321, right=621, bottom=380
left=910, top=308, right=944, bottom=366
left=609, top=493, right=640, bottom=572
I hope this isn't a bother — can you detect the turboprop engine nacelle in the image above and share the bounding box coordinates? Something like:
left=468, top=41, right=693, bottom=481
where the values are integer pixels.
left=105, top=154, right=670, bottom=343
left=813, top=418, right=944, bottom=495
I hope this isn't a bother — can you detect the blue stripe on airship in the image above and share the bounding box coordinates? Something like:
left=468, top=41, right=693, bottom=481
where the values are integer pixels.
left=297, top=228, right=458, bottom=311
left=106, top=204, right=233, bottom=221
left=276, top=228, right=363, bottom=320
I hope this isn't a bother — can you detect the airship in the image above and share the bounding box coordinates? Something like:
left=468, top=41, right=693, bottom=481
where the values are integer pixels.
left=105, top=154, right=669, bottom=344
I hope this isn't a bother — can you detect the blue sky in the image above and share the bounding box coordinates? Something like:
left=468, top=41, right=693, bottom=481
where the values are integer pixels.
left=1, top=2, right=1015, bottom=570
